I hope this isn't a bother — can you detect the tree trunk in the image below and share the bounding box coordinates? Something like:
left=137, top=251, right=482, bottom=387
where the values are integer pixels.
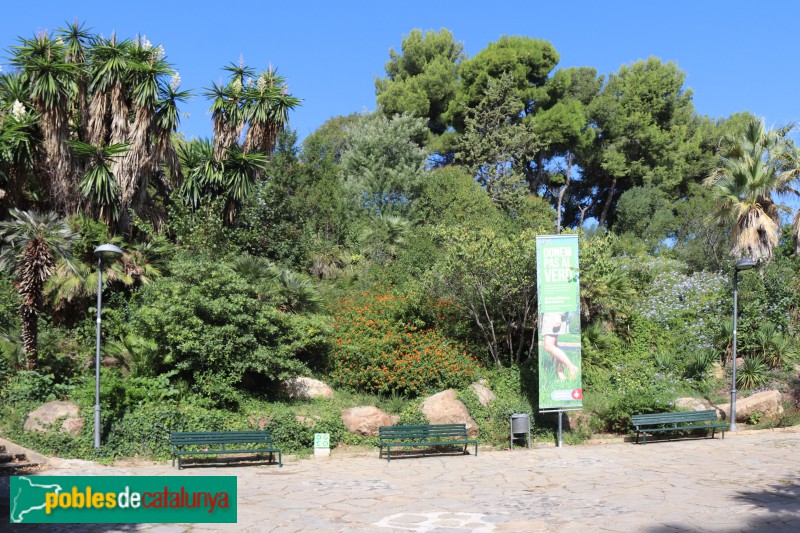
left=579, top=205, right=590, bottom=230
left=20, top=304, right=38, bottom=371
left=556, top=152, right=573, bottom=233
left=598, top=176, right=617, bottom=228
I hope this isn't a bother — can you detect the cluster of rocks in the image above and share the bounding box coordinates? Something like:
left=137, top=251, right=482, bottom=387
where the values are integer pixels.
left=21, top=375, right=788, bottom=441
left=283, top=377, right=488, bottom=438
left=675, top=390, right=784, bottom=422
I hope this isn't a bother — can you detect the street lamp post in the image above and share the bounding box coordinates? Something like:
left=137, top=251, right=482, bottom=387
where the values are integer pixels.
left=93, top=244, right=123, bottom=449
left=730, top=257, right=756, bottom=431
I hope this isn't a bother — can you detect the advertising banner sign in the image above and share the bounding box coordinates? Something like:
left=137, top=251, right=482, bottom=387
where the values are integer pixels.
left=536, top=235, right=582, bottom=411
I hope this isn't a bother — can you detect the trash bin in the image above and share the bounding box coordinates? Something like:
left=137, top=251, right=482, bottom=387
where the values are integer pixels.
left=510, top=413, right=531, bottom=449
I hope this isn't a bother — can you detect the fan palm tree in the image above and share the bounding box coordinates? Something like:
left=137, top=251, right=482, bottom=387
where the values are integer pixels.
left=0, top=209, right=78, bottom=369
left=704, top=118, right=800, bottom=263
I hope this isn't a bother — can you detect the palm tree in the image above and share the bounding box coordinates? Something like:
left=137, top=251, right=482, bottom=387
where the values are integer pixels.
left=0, top=209, right=78, bottom=369
left=5, top=26, right=189, bottom=234
left=242, top=67, right=300, bottom=155
left=0, top=73, right=37, bottom=209
left=704, top=118, right=800, bottom=263
left=11, top=33, right=79, bottom=213
left=69, top=140, right=129, bottom=223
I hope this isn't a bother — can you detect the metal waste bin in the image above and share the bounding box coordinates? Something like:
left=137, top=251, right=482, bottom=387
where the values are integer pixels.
left=510, top=413, right=531, bottom=449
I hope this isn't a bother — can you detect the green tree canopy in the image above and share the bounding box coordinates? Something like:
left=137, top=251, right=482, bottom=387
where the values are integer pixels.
left=376, top=29, right=464, bottom=136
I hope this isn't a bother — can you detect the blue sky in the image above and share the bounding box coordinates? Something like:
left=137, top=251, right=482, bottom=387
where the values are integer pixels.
left=2, top=1, right=798, bottom=143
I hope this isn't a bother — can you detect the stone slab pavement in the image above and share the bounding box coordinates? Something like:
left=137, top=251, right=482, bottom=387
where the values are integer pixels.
left=3, top=427, right=800, bottom=532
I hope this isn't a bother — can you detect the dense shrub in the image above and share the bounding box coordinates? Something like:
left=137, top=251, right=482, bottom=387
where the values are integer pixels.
left=633, top=268, right=727, bottom=360
left=457, top=366, right=535, bottom=446
left=328, top=290, right=478, bottom=396
left=594, top=361, right=677, bottom=432
left=2, top=371, right=63, bottom=405
left=129, top=255, right=330, bottom=405
left=105, top=402, right=243, bottom=459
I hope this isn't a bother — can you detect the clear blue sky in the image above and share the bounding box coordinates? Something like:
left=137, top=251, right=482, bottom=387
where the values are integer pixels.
left=2, top=1, right=798, bottom=143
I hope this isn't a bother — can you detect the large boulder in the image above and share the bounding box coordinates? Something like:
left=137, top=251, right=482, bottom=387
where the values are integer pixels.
left=24, top=401, right=84, bottom=437
left=470, top=381, right=496, bottom=407
left=341, top=406, right=399, bottom=437
left=674, top=397, right=712, bottom=411
left=717, top=390, right=784, bottom=423
left=280, top=377, right=334, bottom=400
left=421, top=389, right=478, bottom=437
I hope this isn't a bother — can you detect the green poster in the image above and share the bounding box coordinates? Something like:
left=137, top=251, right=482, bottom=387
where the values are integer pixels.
left=536, top=235, right=582, bottom=410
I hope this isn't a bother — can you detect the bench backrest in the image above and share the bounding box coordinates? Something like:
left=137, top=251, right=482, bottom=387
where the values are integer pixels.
left=631, top=410, right=719, bottom=427
left=170, top=431, right=273, bottom=446
left=379, top=424, right=468, bottom=440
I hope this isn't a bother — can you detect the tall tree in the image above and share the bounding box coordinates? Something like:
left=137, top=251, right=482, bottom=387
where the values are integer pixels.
left=0, top=209, right=78, bottom=369
left=578, top=57, right=702, bottom=228
left=455, top=73, right=538, bottom=213
left=703, top=118, right=800, bottom=263
left=447, top=36, right=559, bottom=132
left=376, top=28, right=464, bottom=136
left=339, top=112, right=428, bottom=217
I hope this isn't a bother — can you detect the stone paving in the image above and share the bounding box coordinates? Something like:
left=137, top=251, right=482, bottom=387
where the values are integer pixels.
left=3, top=428, right=800, bottom=532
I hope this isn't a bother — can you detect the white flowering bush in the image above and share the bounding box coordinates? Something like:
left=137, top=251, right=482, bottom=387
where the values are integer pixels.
left=634, top=269, right=728, bottom=356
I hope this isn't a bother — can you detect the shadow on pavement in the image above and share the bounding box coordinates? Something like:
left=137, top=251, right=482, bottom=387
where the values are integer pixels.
left=643, top=476, right=800, bottom=533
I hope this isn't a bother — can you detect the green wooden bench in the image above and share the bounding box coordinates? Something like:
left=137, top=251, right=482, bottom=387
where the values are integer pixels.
left=378, top=423, right=478, bottom=462
left=631, top=410, right=726, bottom=445
left=170, top=430, right=282, bottom=469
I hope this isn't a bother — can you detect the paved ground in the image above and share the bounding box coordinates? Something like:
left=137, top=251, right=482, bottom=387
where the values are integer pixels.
left=3, top=428, right=800, bottom=532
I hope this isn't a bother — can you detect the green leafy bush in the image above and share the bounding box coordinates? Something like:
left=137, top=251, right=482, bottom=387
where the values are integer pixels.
left=129, top=255, right=330, bottom=405
left=3, top=371, right=59, bottom=405
left=105, top=402, right=244, bottom=459
left=328, top=290, right=478, bottom=396
left=595, top=361, right=677, bottom=433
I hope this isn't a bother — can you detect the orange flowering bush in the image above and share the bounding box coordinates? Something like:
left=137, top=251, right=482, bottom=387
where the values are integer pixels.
left=328, top=290, right=478, bottom=396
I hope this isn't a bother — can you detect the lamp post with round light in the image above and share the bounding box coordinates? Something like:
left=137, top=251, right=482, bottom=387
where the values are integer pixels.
left=730, top=257, right=756, bottom=431
left=93, top=244, right=123, bottom=449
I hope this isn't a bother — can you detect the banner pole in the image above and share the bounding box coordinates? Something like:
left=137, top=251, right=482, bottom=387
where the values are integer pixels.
left=557, top=410, right=563, bottom=448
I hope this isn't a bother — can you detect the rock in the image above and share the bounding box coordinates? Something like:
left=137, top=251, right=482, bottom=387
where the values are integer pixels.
left=470, top=382, right=496, bottom=407
left=717, top=390, right=784, bottom=423
left=564, top=411, right=588, bottom=431
left=280, top=377, right=334, bottom=400
left=341, top=406, right=399, bottom=437
left=296, top=415, right=321, bottom=427
left=421, top=389, right=478, bottom=437
left=101, top=356, right=122, bottom=368
left=711, top=362, right=725, bottom=380
left=674, top=397, right=711, bottom=411
left=247, top=415, right=271, bottom=429
left=24, top=401, right=84, bottom=437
